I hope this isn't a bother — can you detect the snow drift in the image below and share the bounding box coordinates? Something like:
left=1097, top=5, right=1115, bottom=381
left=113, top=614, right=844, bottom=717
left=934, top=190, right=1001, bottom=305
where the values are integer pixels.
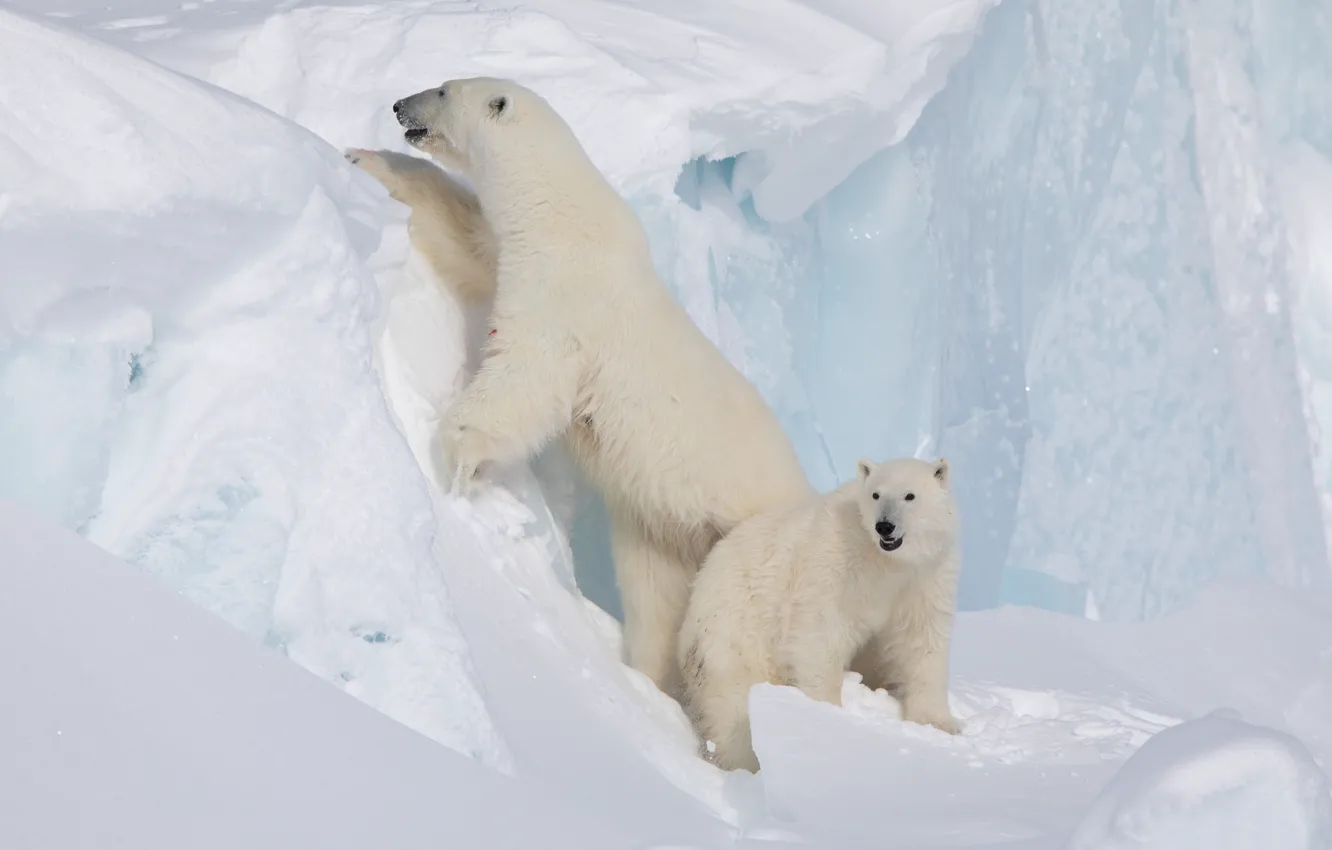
left=0, top=6, right=501, bottom=763
left=0, top=500, right=637, bottom=850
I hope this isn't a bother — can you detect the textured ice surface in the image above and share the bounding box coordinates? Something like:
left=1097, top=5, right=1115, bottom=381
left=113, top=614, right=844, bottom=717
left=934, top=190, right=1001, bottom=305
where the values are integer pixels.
left=683, top=0, right=1332, bottom=617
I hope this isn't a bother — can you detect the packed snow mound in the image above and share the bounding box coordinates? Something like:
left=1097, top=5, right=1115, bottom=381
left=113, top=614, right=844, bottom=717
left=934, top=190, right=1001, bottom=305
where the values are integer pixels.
left=0, top=7, right=503, bottom=764
left=734, top=578, right=1332, bottom=847
left=0, top=501, right=633, bottom=850
left=1066, top=712, right=1332, bottom=850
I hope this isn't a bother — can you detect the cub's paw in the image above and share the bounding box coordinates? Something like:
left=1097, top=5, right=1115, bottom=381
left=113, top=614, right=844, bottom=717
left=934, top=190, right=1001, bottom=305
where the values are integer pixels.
left=902, top=704, right=962, bottom=735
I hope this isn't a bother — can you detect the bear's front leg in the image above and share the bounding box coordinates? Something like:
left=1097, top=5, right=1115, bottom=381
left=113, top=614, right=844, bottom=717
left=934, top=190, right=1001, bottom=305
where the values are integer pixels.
left=781, top=637, right=845, bottom=708
left=882, top=568, right=963, bottom=735
left=794, top=662, right=844, bottom=708
left=439, top=330, right=582, bottom=495
left=345, top=148, right=405, bottom=197
left=898, top=651, right=961, bottom=735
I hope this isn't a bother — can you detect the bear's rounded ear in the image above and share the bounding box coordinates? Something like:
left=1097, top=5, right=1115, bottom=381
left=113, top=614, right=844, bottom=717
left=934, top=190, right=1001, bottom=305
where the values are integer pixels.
left=933, top=458, right=950, bottom=486
left=489, top=96, right=509, bottom=117
left=856, top=458, right=874, bottom=482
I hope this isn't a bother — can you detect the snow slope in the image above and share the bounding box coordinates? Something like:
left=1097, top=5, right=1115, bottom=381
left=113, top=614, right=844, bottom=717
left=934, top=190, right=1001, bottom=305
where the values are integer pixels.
left=6, top=505, right=1332, bottom=849
left=1, top=1, right=1331, bottom=848
left=0, top=500, right=640, bottom=850
left=0, top=4, right=505, bottom=766
left=744, top=579, right=1332, bottom=847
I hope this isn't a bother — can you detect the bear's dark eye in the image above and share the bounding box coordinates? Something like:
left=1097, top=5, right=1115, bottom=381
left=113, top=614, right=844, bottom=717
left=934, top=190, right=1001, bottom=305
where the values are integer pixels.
left=871, top=492, right=880, bottom=501
left=489, top=96, right=508, bottom=116
left=904, top=493, right=915, bottom=501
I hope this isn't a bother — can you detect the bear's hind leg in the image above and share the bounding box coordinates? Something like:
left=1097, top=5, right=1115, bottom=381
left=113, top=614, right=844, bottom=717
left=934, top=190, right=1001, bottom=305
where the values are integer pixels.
left=685, top=677, right=760, bottom=773
left=610, top=516, right=696, bottom=701
left=708, top=712, right=760, bottom=773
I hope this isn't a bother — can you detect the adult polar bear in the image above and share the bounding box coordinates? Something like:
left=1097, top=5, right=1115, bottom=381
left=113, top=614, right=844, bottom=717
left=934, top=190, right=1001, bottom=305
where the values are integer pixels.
left=389, top=77, right=813, bottom=698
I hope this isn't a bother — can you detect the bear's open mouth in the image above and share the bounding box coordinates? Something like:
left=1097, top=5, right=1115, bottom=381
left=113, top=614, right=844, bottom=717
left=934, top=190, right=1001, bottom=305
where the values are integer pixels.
left=879, top=536, right=904, bottom=552
left=396, top=109, right=428, bottom=143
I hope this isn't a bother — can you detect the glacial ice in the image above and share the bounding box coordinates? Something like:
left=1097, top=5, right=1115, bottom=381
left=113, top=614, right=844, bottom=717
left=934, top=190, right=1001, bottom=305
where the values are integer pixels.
left=673, top=0, right=1332, bottom=617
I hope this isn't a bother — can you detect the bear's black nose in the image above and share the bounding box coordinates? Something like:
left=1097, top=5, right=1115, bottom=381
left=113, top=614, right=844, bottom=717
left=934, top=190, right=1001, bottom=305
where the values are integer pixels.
left=393, top=99, right=404, bottom=114
left=875, top=520, right=896, bottom=538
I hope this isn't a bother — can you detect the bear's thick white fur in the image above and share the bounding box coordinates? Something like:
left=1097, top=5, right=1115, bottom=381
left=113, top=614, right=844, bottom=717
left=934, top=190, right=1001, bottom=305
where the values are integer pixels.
left=389, top=77, right=813, bottom=698
left=344, top=148, right=497, bottom=309
left=678, top=457, right=962, bottom=772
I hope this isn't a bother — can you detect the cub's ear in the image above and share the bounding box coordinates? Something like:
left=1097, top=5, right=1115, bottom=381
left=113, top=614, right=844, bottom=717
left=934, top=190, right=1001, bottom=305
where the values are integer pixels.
left=856, top=458, right=875, bottom=482
left=933, top=458, right=950, bottom=487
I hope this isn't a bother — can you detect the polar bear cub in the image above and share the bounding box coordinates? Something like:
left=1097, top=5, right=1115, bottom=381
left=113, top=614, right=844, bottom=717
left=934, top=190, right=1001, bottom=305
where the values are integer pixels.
left=678, top=457, right=962, bottom=772
left=385, top=77, right=813, bottom=700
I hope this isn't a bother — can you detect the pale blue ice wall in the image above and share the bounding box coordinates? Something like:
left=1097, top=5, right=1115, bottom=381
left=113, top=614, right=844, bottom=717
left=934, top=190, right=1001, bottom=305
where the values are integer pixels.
left=567, top=0, right=1332, bottom=623
left=571, top=0, right=1332, bottom=625
left=909, top=0, right=1332, bottom=617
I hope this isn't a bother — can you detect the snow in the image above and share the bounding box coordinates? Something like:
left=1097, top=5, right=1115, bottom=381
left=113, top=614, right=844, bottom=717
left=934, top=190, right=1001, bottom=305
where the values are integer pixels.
left=0, top=5, right=502, bottom=765
left=745, top=579, right=1332, bottom=847
left=1066, top=712, right=1332, bottom=850
left=0, top=500, right=639, bottom=850
left=2, top=0, right=1332, bottom=848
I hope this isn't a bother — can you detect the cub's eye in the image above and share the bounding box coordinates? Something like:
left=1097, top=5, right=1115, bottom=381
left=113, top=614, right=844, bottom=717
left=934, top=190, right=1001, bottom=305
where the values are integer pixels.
left=904, top=493, right=916, bottom=501
left=871, top=492, right=880, bottom=501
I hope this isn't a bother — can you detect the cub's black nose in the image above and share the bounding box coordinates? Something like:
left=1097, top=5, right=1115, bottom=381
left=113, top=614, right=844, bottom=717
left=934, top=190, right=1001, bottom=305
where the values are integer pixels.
left=393, top=99, right=404, bottom=114
left=875, top=520, right=896, bottom=538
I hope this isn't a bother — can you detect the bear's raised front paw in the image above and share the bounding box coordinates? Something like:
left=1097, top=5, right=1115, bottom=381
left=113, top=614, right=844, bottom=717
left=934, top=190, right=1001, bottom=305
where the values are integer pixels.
left=344, top=147, right=393, bottom=181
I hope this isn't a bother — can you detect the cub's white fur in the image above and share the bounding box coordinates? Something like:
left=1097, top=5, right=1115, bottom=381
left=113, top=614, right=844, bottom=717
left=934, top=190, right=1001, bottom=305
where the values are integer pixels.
left=678, top=457, right=962, bottom=772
